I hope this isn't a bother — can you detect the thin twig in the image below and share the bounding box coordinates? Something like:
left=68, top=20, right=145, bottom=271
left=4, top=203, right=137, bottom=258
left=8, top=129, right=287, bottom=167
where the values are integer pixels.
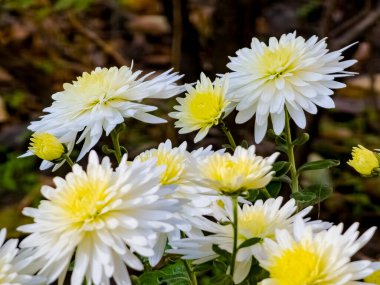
left=320, top=0, right=337, bottom=37
left=172, top=0, right=182, bottom=70
left=67, top=12, right=129, bottom=66
left=329, top=0, right=372, bottom=38
left=330, top=3, right=380, bottom=49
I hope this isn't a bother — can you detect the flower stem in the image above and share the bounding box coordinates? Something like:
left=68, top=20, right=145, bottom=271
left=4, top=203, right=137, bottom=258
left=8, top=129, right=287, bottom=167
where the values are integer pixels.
left=111, top=129, right=122, bottom=163
left=230, top=195, right=239, bottom=278
left=220, top=120, right=237, bottom=150
left=62, top=153, right=74, bottom=167
left=284, top=111, right=299, bottom=193
left=182, top=260, right=198, bottom=285
left=261, top=188, right=272, bottom=198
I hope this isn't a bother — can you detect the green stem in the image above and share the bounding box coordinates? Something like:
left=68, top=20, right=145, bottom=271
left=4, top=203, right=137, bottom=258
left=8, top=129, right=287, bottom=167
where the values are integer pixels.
left=182, top=260, right=197, bottom=285
left=62, top=153, right=74, bottom=167
left=220, top=120, right=237, bottom=150
left=284, top=111, right=299, bottom=193
left=261, top=188, right=272, bottom=198
left=111, top=129, right=122, bottom=163
left=230, top=195, right=239, bottom=278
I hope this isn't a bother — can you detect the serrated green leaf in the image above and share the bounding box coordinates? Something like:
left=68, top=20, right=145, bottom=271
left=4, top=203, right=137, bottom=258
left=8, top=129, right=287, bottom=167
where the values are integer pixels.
left=210, top=274, right=234, bottom=285
left=292, top=133, right=309, bottom=146
left=192, top=262, right=212, bottom=272
left=238, top=237, right=262, bottom=250
left=139, top=260, right=191, bottom=285
left=266, top=181, right=282, bottom=197
left=290, top=191, right=317, bottom=203
left=300, top=185, right=333, bottom=206
left=297, top=159, right=340, bottom=174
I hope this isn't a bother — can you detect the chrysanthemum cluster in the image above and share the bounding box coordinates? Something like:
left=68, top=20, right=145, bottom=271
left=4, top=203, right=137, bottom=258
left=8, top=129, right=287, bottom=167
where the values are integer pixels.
left=10, top=32, right=378, bottom=285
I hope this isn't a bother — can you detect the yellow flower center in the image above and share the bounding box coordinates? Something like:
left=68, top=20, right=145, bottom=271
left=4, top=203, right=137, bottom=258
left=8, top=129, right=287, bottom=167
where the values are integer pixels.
left=65, top=68, right=127, bottom=111
left=136, top=148, right=185, bottom=185
left=364, top=269, right=380, bottom=284
left=347, top=145, right=379, bottom=176
left=239, top=209, right=269, bottom=240
left=187, top=90, right=225, bottom=126
left=59, top=176, right=111, bottom=229
left=202, top=153, right=261, bottom=193
left=269, top=245, right=327, bottom=285
left=259, top=45, right=298, bottom=80
left=29, top=133, right=65, bottom=161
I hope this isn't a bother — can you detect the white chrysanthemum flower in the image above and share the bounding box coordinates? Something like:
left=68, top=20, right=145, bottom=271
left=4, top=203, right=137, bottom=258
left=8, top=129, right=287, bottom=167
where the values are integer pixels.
left=227, top=32, right=357, bottom=143
left=189, top=145, right=278, bottom=194
left=27, top=66, right=184, bottom=166
left=0, top=228, right=45, bottom=285
left=169, top=73, right=234, bottom=143
left=134, top=140, right=221, bottom=266
left=168, top=197, right=324, bottom=284
left=18, top=151, right=178, bottom=285
left=254, top=218, right=377, bottom=285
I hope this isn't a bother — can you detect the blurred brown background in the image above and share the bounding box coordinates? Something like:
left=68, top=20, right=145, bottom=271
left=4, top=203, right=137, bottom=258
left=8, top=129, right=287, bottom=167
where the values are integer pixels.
left=0, top=0, right=379, bottom=261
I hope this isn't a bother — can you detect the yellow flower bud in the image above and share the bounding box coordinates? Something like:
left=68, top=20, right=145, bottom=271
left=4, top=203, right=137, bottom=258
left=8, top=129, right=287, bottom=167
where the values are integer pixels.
left=29, top=133, right=65, bottom=161
left=364, top=269, right=380, bottom=284
left=347, top=145, right=380, bottom=176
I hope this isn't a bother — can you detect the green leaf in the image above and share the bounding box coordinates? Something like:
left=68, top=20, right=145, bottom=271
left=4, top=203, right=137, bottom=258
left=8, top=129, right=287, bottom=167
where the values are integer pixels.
left=272, top=161, right=291, bottom=177
left=290, top=191, right=317, bottom=204
left=219, top=220, right=233, bottom=226
left=274, top=135, right=287, bottom=146
left=300, top=185, right=333, bottom=206
left=292, top=133, right=309, bottom=146
left=240, top=140, right=249, bottom=148
left=210, top=274, right=234, bottom=285
left=245, top=189, right=260, bottom=202
left=212, top=244, right=231, bottom=259
left=297, top=159, right=340, bottom=174
left=266, top=181, right=282, bottom=197
left=275, top=145, right=288, bottom=154
left=139, top=260, right=191, bottom=285
left=238, top=237, right=262, bottom=250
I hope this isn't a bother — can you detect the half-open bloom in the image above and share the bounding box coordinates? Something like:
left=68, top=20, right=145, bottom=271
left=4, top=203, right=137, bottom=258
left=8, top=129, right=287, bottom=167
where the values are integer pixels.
left=189, top=145, right=278, bottom=194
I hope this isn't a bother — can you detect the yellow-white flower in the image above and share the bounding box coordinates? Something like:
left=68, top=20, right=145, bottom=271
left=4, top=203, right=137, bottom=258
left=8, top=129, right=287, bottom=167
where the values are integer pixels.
left=28, top=66, right=184, bottom=165
left=348, top=145, right=380, bottom=176
left=364, top=263, right=380, bottom=284
left=0, top=228, right=45, bottom=285
left=190, top=145, right=278, bottom=194
left=133, top=140, right=221, bottom=266
left=168, top=197, right=323, bottom=284
left=135, top=139, right=188, bottom=186
left=18, top=151, right=178, bottom=285
left=169, top=73, right=234, bottom=143
left=227, top=32, right=356, bottom=143
left=255, top=218, right=376, bottom=285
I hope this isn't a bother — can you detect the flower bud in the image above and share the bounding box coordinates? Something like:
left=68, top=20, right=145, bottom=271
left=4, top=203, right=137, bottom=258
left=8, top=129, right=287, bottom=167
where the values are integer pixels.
left=29, top=133, right=65, bottom=161
left=347, top=145, right=380, bottom=176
